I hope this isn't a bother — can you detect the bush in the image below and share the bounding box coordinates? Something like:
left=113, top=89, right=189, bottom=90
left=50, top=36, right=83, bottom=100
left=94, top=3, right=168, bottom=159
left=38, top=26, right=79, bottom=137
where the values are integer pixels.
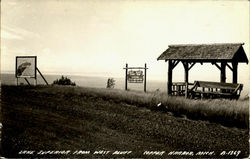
left=107, top=78, right=115, bottom=88
left=53, top=76, right=76, bottom=86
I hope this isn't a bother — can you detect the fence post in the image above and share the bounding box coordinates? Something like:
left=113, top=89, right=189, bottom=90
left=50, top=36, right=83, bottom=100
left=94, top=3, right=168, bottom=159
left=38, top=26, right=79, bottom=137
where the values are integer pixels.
left=125, top=63, right=128, bottom=90
left=185, top=82, right=188, bottom=98
left=144, top=63, right=147, bottom=92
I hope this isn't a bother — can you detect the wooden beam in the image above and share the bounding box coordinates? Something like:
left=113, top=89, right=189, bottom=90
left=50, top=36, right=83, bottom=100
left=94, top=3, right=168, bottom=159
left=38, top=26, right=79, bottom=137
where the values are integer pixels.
left=168, top=60, right=173, bottom=95
left=173, top=60, right=180, bottom=69
left=36, top=67, right=49, bottom=85
left=214, top=63, right=221, bottom=70
left=183, top=62, right=189, bottom=83
left=220, top=62, right=226, bottom=83
left=188, top=62, right=196, bottom=71
left=125, top=63, right=128, bottom=90
left=144, top=63, right=147, bottom=92
left=232, top=62, right=238, bottom=83
left=182, top=61, right=189, bottom=98
left=24, top=78, right=31, bottom=86
left=226, top=63, right=233, bottom=71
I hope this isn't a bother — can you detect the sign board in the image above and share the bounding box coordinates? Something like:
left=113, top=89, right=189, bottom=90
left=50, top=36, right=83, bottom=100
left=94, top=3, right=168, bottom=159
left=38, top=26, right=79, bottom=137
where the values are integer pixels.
left=16, top=56, right=37, bottom=78
left=127, top=70, right=144, bottom=83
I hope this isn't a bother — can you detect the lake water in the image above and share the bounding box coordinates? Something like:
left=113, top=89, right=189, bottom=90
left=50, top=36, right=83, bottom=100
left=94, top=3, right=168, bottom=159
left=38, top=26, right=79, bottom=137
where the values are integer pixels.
left=1, top=73, right=249, bottom=98
left=0, top=73, right=167, bottom=92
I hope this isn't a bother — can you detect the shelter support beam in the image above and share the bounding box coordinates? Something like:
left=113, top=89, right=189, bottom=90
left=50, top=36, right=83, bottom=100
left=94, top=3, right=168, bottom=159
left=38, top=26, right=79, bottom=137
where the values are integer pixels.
left=226, top=63, right=233, bottom=71
left=232, top=62, right=238, bottom=83
left=220, top=62, right=226, bottom=83
left=188, top=62, right=196, bottom=71
left=167, top=60, right=173, bottom=95
left=213, top=63, right=221, bottom=70
left=182, top=62, right=189, bottom=83
left=182, top=61, right=189, bottom=98
left=173, top=60, right=179, bottom=68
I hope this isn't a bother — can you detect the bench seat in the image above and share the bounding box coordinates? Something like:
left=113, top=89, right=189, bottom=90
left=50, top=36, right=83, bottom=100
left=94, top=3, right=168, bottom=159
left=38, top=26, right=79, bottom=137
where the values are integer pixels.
left=189, top=81, right=243, bottom=100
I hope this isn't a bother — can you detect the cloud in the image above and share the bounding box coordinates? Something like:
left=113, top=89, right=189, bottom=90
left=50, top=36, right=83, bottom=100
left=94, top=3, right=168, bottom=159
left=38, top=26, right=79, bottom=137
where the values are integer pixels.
left=1, top=29, right=23, bottom=40
left=1, top=26, right=40, bottom=40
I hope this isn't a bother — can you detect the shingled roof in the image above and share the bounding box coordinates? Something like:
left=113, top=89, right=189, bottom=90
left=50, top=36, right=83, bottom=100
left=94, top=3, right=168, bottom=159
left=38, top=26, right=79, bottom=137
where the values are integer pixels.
left=157, top=43, right=248, bottom=63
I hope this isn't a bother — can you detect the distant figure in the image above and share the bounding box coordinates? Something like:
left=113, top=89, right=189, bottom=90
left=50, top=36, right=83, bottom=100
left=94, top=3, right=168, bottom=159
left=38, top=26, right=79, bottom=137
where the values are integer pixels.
left=17, top=62, right=31, bottom=76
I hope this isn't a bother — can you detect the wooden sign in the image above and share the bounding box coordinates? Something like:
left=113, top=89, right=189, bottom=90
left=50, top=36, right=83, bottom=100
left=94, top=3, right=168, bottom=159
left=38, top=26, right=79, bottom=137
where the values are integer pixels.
left=16, top=56, right=37, bottom=78
left=127, top=70, right=144, bottom=83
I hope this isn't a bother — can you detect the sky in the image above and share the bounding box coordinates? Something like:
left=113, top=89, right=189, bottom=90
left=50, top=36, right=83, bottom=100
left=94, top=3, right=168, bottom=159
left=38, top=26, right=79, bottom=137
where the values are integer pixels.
left=1, top=0, right=249, bottom=86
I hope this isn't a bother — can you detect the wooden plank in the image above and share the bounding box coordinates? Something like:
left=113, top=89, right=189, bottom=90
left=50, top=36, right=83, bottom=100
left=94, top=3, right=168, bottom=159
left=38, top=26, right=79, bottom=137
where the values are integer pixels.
left=172, top=82, right=185, bottom=85
left=123, top=67, right=147, bottom=69
left=193, top=90, right=232, bottom=96
left=197, top=81, right=238, bottom=89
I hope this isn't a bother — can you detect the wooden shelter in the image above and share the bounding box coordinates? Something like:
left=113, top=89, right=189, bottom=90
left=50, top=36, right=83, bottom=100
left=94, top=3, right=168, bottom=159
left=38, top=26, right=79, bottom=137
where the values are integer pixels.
left=157, top=43, right=248, bottom=97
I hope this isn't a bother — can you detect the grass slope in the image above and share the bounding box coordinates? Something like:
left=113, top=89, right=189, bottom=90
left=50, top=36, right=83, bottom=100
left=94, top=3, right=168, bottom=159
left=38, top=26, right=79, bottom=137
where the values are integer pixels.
left=1, top=85, right=249, bottom=158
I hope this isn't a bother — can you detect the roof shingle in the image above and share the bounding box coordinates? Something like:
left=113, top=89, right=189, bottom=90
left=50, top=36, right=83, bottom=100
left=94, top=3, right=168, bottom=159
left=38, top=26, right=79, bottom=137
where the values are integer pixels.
left=157, top=43, right=248, bottom=63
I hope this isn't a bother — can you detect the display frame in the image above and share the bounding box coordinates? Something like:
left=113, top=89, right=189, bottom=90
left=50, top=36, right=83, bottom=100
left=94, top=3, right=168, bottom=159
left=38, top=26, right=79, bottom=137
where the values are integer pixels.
left=15, top=56, right=37, bottom=78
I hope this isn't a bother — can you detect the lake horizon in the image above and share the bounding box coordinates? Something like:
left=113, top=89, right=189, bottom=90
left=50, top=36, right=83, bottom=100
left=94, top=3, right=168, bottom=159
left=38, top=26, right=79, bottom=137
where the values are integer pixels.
left=1, top=73, right=249, bottom=98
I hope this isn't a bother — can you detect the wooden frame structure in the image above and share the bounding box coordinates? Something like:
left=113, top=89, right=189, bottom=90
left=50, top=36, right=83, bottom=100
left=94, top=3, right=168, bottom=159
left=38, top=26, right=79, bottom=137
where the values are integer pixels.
left=124, top=63, right=148, bottom=92
left=157, top=43, right=248, bottom=98
left=16, top=56, right=48, bottom=86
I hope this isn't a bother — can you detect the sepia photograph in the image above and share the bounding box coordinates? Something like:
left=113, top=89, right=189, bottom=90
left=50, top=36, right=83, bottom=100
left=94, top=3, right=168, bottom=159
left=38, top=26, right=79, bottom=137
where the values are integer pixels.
left=1, top=0, right=249, bottom=158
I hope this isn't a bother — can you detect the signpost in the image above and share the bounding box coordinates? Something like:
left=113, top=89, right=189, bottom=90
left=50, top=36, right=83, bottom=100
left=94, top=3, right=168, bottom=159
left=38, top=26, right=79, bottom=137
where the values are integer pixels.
left=124, top=63, right=148, bottom=92
left=15, top=56, right=48, bottom=86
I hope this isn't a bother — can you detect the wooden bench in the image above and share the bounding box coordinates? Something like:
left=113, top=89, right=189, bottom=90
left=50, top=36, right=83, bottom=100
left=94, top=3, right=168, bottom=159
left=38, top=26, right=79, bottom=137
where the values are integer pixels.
left=189, top=81, right=243, bottom=100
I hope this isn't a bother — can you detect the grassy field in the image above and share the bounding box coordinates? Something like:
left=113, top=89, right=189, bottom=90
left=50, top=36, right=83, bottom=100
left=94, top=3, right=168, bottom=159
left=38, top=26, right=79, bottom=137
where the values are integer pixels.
left=1, top=85, right=249, bottom=158
left=29, top=85, right=249, bottom=128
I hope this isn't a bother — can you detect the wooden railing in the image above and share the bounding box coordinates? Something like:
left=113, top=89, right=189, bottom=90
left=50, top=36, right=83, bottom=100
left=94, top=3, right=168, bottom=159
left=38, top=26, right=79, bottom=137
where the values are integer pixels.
left=171, top=82, right=194, bottom=96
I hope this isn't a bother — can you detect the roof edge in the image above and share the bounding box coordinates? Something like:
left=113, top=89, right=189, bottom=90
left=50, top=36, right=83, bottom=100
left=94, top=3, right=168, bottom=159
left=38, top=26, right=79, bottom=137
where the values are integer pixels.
left=168, top=43, right=244, bottom=47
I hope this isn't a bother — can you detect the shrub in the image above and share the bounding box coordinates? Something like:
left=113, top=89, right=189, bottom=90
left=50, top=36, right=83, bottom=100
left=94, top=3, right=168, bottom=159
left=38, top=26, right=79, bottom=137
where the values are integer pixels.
left=53, top=76, right=76, bottom=86
left=106, top=78, right=115, bottom=88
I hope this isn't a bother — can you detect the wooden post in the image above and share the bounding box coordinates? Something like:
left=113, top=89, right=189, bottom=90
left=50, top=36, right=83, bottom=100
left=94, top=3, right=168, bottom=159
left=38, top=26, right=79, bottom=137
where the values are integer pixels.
left=144, top=63, right=147, bottom=92
left=167, top=60, right=173, bottom=95
left=220, top=62, right=226, bottom=83
left=36, top=67, right=49, bottom=85
left=183, top=62, right=189, bottom=98
left=232, top=62, right=238, bottom=83
left=24, top=78, right=31, bottom=86
left=184, top=62, right=189, bottom=84
left=125, top=63, right=128, bottom=90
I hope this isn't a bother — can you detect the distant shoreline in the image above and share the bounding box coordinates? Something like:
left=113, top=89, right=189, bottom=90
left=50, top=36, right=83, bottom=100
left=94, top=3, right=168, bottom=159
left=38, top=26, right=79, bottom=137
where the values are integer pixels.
left=1, top=73, right=248, bottom=98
